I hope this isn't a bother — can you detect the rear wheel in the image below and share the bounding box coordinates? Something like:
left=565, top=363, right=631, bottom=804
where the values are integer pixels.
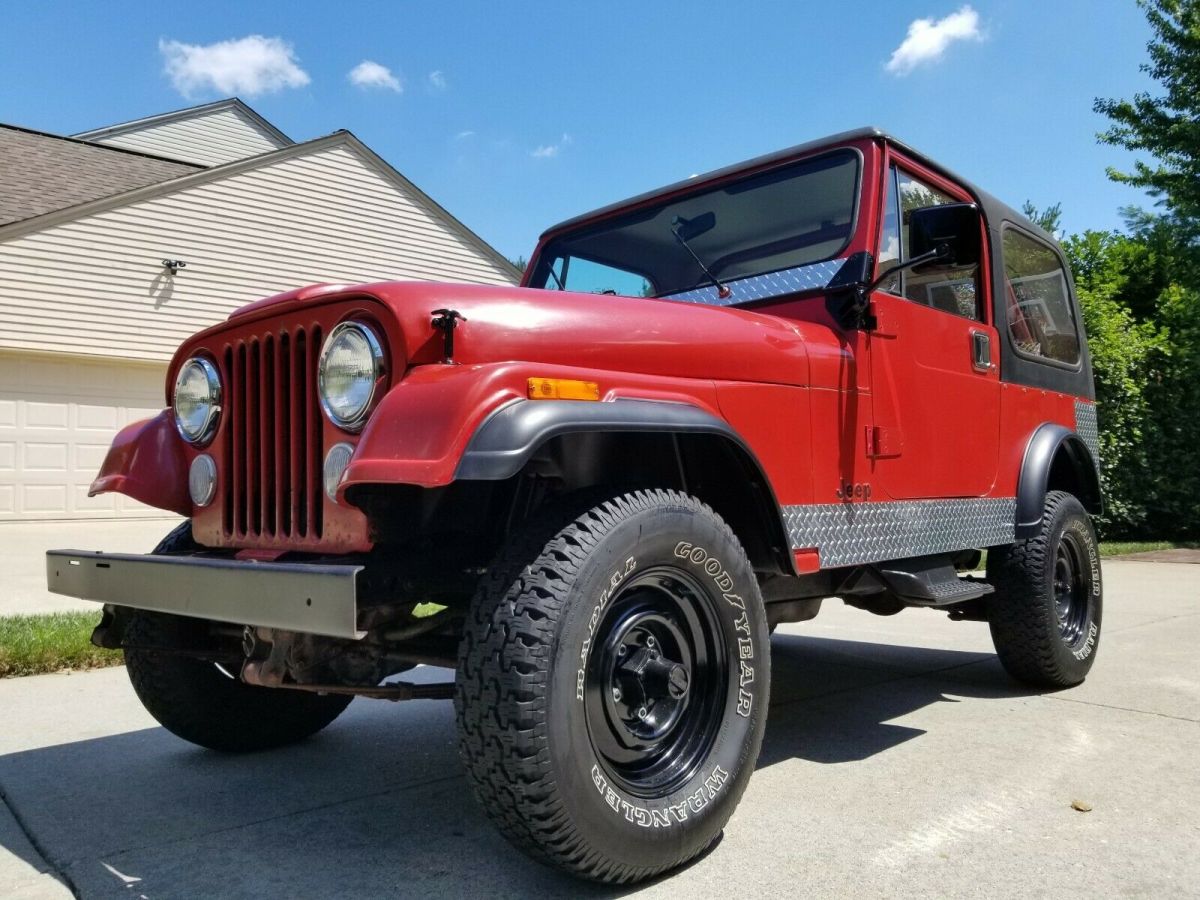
left=121, top=523, right=352, bottom=752
left=456, top=490, right=769, bottom=883
left=987, top=491, right=1103, bottom=687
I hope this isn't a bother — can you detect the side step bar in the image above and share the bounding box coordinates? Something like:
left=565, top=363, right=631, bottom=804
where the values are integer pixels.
left=877, top=555, right=995, bottom=606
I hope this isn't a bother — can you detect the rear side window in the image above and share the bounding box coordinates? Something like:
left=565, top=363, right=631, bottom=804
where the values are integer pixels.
left=1002, top=228, right=1080, bottom=365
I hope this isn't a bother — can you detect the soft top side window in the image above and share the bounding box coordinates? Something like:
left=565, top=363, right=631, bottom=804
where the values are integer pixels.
left=1001, top=228, right=1080, bottom=366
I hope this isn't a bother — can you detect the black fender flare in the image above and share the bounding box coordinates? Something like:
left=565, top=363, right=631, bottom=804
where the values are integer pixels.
left=1015, top=423, right=1102, bottom=538
left=455, top=398, right=795, bottom=571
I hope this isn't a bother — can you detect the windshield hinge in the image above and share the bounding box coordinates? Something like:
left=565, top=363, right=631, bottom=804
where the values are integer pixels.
left=431, top=309, right=466, bottom=363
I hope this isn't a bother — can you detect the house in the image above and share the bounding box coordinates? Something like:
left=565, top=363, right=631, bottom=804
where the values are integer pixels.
left=0, top=99, right=519, bottom=609
left=0, top=98, right=518, bottom=527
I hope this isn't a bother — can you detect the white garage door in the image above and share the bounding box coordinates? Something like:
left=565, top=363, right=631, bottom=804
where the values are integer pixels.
left=0, top=351, right=171, bottom=520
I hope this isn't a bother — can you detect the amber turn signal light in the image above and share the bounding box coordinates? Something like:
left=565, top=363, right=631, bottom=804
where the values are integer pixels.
left=527, top=377, right=600, bottom=401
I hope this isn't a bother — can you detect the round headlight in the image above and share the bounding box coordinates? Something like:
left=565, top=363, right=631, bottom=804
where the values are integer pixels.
left=173, top=357, right=221, bottom=444
left=318, top=322, right=385, bottom=431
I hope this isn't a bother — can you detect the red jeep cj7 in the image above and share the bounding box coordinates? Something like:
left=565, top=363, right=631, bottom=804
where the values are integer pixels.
left=49, top=128, right=1103, bottom=883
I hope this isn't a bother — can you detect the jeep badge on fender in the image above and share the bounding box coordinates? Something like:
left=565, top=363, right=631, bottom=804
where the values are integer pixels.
left=48, top=127, right=1103, bottom=884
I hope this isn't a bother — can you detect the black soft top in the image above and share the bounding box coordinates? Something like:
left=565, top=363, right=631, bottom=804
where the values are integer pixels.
left=542, top=126, right=1056, bottom=247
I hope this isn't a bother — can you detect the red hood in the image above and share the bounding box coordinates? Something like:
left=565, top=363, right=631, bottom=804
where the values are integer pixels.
left=213, top=280, right=850, bottom=388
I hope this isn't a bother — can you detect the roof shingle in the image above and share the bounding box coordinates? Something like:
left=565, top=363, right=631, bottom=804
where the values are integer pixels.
left=0, top=125, right=200, bottom=227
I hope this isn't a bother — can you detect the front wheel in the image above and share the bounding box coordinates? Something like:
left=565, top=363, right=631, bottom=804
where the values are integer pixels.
left=455, top=490, right=769, bottom=883
left=987, top=491, right=1103, bottom=687
left=124, top=610, right=353, bottom=752
left=122, top=522, right=352, bottom=752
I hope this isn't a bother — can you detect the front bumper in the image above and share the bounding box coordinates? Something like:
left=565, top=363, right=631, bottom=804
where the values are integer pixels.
left=46, top=550, right=364, bottom=639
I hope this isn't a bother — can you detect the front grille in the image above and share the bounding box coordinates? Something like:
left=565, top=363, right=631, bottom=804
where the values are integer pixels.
left=220, top=325, right=324, bottom=541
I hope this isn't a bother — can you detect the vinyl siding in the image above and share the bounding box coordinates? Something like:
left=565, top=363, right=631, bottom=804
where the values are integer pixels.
left=90, top=106, right=288, bottom=166
left=0, top=141, right=518, bottom=361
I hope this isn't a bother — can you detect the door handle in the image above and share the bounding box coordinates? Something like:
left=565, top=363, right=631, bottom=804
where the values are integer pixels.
left=971, top=330, right=994, bottom=372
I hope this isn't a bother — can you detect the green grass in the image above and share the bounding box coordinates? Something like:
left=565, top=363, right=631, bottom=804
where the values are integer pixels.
left=0, top=611, right=120, bottom=678
left=1100, top=540, right=1199, bottom=557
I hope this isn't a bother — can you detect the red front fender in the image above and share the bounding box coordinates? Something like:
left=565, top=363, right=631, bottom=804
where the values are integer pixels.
left=89, top=411, right=191, bottom=516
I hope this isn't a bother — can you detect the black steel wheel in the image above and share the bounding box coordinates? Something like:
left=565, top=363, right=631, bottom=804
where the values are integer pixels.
left=456, top=490, right=769, bottom=884
left=987, top=490, right=1103, bottom=687
left=584, top=567, right=726, bottom=799
left=1052, top=532, right=1090, bottom=645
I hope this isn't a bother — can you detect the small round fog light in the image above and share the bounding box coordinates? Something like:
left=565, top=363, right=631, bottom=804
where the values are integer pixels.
left=189, top=454, right=217, bottom=507
left=323, top=442, right=354, bottom=502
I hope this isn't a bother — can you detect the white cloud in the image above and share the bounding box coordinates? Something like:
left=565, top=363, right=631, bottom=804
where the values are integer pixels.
left=885, top=5, right=982, bottom=76
left=348, top=60, right=402, bottom=92
left=428, top=70, right=447, bottom=90
left=159, top=35, right=310, bottom=97
left=455, top=130, right=475, bottom=140
left=531, top=133, right=572, bottom=159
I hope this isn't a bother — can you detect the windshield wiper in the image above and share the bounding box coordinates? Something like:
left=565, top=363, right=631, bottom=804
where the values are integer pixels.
left=671, top=216, right=731, bottom=299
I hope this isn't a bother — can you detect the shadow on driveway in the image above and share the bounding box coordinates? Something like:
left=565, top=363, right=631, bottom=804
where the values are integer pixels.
left=0, top=635, right=1029, bottom=898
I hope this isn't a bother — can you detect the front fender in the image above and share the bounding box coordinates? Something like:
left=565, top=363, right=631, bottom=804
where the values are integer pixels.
left=89, top=410, right=190, bottom=516
left=339, top=363, right=527, bottom=492
left=338, top=361, right=727, bottom=493
left=455, top=397, right=756, bottom=480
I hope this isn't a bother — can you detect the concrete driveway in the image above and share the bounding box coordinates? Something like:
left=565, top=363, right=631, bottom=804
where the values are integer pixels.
left=1, top=559, right=1196, bottom=898
left=0, top=519, right=179, bottom=616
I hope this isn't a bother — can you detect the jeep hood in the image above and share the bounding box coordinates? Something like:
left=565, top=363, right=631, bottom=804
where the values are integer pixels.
left=221, top=280, right=850, bottom=389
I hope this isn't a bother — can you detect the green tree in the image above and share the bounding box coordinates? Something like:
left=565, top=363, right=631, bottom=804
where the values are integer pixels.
left=1061, top=231, right=1169, bottom=534
left=1021, top=201, right=1063, bottom=235
left=1094, top=0, right=1200, bottom=238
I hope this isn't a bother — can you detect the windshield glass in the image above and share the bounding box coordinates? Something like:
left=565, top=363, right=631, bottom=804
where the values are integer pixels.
left=529, top=149, right=860, bottom=303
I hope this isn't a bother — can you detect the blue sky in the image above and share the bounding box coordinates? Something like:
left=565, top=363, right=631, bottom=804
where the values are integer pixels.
left=1, top=1, right=1157, bottom=260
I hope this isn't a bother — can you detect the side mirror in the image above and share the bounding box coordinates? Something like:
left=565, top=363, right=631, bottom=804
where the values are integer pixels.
left=907, top=202, right=981, bottom=267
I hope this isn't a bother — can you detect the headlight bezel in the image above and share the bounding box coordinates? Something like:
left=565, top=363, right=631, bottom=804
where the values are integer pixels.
left=173, top=356, right=222, bottom=445
left=318, top=321, right=386, bottom=432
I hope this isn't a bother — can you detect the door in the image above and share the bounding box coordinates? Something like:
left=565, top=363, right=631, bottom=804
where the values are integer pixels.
left=867, top=163, right=1000, bottom=499
left=0, top=351, right=168, bottom=520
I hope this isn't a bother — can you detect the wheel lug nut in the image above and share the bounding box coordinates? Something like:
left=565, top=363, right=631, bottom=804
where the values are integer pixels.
left=617, top=644, right=627, bottom=657
left=646, top=636, right=656, bottom=649
left=612, top=687, right=622, bottom=702
left=637, top=706, right=648, bottom=720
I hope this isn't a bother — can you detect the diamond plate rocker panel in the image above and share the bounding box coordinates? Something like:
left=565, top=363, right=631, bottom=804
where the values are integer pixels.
left=782, top=498, right=1017, bottom=569
left=1074, top=399, right=1100, bottom=466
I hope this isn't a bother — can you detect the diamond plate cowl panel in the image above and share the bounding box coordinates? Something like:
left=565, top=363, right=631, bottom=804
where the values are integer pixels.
left=783, top=498, right=1017, bottom=568
left=1074, top=399, right=1100, bottom=466
left=664, top=259, right=847, bottom=306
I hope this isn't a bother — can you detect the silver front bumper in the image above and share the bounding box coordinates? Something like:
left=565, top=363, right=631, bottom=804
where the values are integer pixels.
left=46, top=550, right=364, bottom=639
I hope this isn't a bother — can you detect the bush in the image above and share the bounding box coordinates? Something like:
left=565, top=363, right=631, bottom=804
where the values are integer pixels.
left=1064, top=231, right=1169, bottom=537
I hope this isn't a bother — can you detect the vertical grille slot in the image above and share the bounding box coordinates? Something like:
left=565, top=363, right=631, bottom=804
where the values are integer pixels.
left=220, top=324, right=322, bottom=543
left=293, top=329, right=307, bottom=537
left=309, top=325, right=324, bottom=539
left=222, top=346, right=234, bottom=535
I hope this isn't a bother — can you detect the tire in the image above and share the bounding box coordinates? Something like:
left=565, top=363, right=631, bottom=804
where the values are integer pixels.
left=455, top=490, right=770, bottom=884
left=122, top=523, right=352, bottom=753
left=986, top=491, right=1103, bottom=687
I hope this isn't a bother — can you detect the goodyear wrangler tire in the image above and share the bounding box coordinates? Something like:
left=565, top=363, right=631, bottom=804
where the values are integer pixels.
left=122, top=523, right=352, bottom=752
left=986, top=491, right=1103, bottom=687
left=455, top=490, right=769, bottom=883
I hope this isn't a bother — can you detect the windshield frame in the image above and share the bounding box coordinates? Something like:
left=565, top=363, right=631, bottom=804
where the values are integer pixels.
left=524, top=145, right=865, bottom=305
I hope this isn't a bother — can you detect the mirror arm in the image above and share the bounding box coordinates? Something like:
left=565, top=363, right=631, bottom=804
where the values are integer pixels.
left=843, top=244, right=948, bottom=331
left=863, top=244, right=946, bottom=296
